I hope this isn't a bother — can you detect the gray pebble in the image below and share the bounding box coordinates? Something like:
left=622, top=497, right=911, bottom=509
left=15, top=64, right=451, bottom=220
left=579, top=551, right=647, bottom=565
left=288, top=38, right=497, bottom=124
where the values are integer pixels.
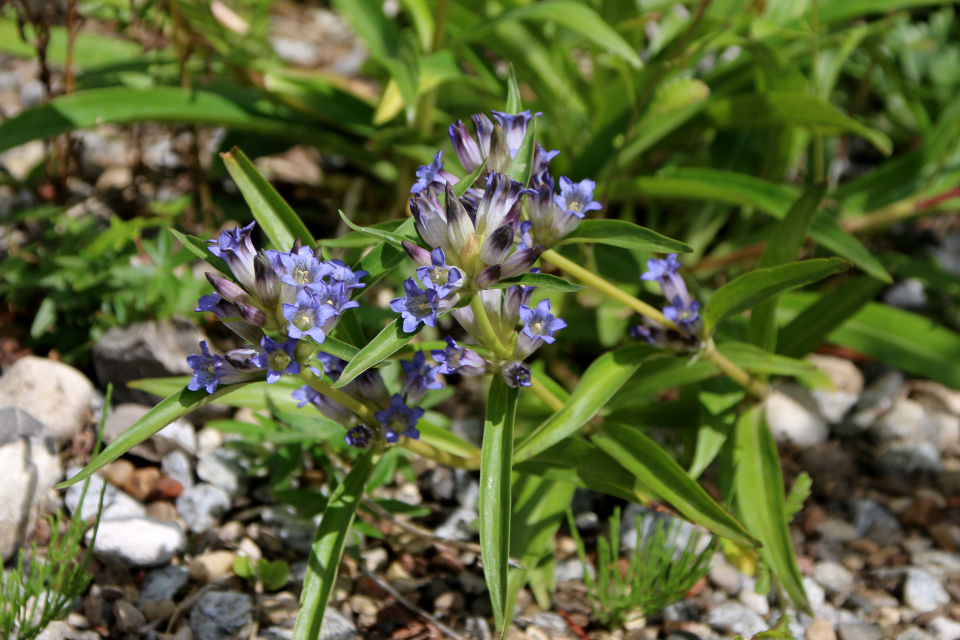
left=176, top=483, right=231, bottom=533
left=706, top=601, right=767, bottom=637
left=190, top=591, right=253, bottom=640
left=903, top=568, right=950, bottom=612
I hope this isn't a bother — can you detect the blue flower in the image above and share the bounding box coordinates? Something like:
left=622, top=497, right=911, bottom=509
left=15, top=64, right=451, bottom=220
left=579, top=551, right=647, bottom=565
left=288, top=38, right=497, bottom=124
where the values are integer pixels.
left=501, top=361, right=532, bottom=388
left=319, top=259, right=367, bottom=290
left=401, top=351, right=443, bottom=405
left=411, top=151, right=458, bottom=194
left=416, top=247, right=462, bottom=297
left=375, top=394, right=424, bottom=443
left=390, top=279, right=440, bottom=333
left=291, top=385, right=321, bottom=408
left=255, top=336, right=300, bottom=383
left=277, top=246, right=326, bottom=289
left=554, top=177, right=602, bottom=216
left=282, top=288, right=336, bottom=343
left=663, top=296, right=702, bottom=333
left=315, top=280, right=360, bottom=319
left=519, top=299, right=566, bottom=344
left=345, top=425, right=373, bottom=449
left=431, top=336, right=486, bottom=376
left=641, top=255, right=697, bottom=324
left=187, top=341, right=221, bottom=394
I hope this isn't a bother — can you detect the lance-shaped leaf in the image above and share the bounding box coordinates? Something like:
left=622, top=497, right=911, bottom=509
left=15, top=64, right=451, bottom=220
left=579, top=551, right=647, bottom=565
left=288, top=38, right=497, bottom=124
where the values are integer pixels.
left=561, top=220, right=692, bottom=254
left=506, top=115, right=537, bottom=186
left=167, top=228, right=230, bottom=275
left=749, top=182, right=828, bottom=352
left=702, top=258, right=851, bottom=336
left=733, top=407, right=811, bottom=613
left=479, top=377, right=519, bottom=632
left=222, top=146, right=316, bottom=251
left=513, top=345, right=660, bottom=464
left=505, top=64, right=523, bottom=114
left=334, top=319, right=423, bottom=388
left=318, top=336, right=361, bottom=362
left=592, top=423, right=758, bottom=547
left=489, top=273, right=585, bottom=292
left=57, top=382, right=257, bottom=488
left=689, top=379, right=744, bottom=481
left=356, top=218, right=417, bottom=290
left=338, top=210, right=427, bottom=249
left=293, top=448, right=378, bottom=640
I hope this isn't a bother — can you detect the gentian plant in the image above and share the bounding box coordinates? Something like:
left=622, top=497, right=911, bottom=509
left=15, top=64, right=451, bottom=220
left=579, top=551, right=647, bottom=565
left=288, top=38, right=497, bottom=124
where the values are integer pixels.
left=60, top=92, right=854, bottom=639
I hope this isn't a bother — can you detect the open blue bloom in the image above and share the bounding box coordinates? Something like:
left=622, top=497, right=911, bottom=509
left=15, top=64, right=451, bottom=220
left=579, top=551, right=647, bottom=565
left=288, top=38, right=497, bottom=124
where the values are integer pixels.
left=320, top=259, right=367, bottom=290
left=519, top=299, right=566, bottom=344
left=431, top=336, right=486, bottom=376
left=390, top=279, right=440, bottom=333
left=555, top=177, right=602, bottom=216
left=277, top=246, right=326, bottom=289
left=207, top=222, right=257, bottom=289
left=401, top=351, right=443, bottom=405
left=187, top=341, right=221, bottom=394
left=532, top=143, right=560, bottom=178
left=416, top=247, right=462, bottom=297
left=411, top=151, right=458, bottom=194
left=345, top=425, right=373, bottom=449
left=501, top=361, right=533, bottom=388
left=282, top=288, right=336, bottom=343
left=641, top=254, right=694, bottom=313
left=255, top=336, right=300, bottom=383
left=663, top=296, right=702, bottom=333
left=315, top=280, right=360, bottom=319
left=375, top=394, right=424, bottom=443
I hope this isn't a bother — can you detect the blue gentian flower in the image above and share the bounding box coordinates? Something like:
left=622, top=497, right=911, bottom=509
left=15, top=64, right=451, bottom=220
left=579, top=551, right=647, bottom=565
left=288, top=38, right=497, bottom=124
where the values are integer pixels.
left=255, top=336, right=300, bottom=383
left=416, top=247, right=462, bottom=298
left=282, top=288, right=336, bottom=343
left=501, top=361, right=533, bottom=388
left=390, top=279, right=440, bottom=333
left=315, top=280, right=360, bottom=319
left=319, top=259, right=367, bottom=290
left=431, top=336, right=486, bottom=376
left=555, top=177, right=602, bottom=216
left=641, top=255, right=689, bottom=305
left=411, top=151, right=458, bottom=194
left=345, top=425, right=373, bottom=449
left=187, top=340, right=221, bottom=394
left=401, top=351, right=443, bottom=405
left=663, top=296, right=702, bottom=333
left=207, top=222, right=257, bottom=290
left=519, top=299, right=566, bottom=344
left=375, top=394, right=424, bottom=443
left=277, top=246, right=326, bottom=289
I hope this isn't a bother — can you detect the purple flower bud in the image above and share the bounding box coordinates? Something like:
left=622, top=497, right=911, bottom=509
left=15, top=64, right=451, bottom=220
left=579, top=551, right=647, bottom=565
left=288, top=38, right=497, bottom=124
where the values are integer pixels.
left=254, top=251, right=282, bottom=309
left=503, top=268, right=538, bottom=329
left=207, top=222, right=257, bottom=290
left=254, top=336, right=300, bottom=383
left=555, top=177, right=602, bottom=216
left=187, top=341, right=220, bottom=394
left=401, top=351, right=443, bottom=405
left=390, top=279, right=440, bottom=333
left=196, top=293, right=264, bottom=345
left=375, top=394, right=424, bottom=443
left=501, top=361, right=532, bottom=388
left=641, top=254, right=692, bottom=307
left=353, top=369, right=391, bottom=408
left=474, top=264, right=502, bottom=289
left=499, top=246, right=543, bottom=280
left=345, top=425, right=373, bottom=449
left=474, top=173, right=531, bottom=239
left=444, top=183, right=476, bottom=258
left=532, top=143, right=560, bottom=179
left=487, top=123, right=512, bottom=174
left=411, top=151, right=459, bottom=194
left=282, top=288, right=337, bottom=343
left=318, top=353, right=347, bottom=382
left=206, top=272, right=254, bottom=306
left=402, top=241, right=434, bottom=268
left=416, top=247, right=463, bottom=298
left=449, top=119, right=485, bottom=173
left=410, top=192, right=449, bottom=251
left=431, top=336, right=486, bottom=376
left=630, top=323, right=701, bottom=352
left=479, top=225, right=516, bottom=267
left=516, top=299, right=566, bottom=359
left=292, top=385, right=321, bottom=408
left=516, top=220, right=535, bottom=252
left=319, top=259, right=367, bottom=290
left=292, top=385, right=356, bottom=425
left=236, top=302, right=269, bottom=327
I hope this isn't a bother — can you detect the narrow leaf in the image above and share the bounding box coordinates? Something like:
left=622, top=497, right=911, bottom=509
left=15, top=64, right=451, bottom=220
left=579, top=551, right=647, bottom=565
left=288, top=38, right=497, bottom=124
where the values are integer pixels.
left=167, top=228, right=231, bottom=276
left=561, top=219, right=692, bottom=254
left=356, top=218, right=417, bottom=290
left=57, top=381, right=257, bottom=488
left=689, top=379, right=744, bottom=480
left=334, top=319, right=422, bottom=388
left=506, top=115, right=537, bottom=186
left=479, top=377, right=518, bottom=632
left=455, top=159, right=488, bottom=197
left=703, top=258, right=851, bottom=336
left=733, top=407, right=811, bottom=613
left=338, top=210, right=425, bottom=249
left=489, top=273, right=585, bottom=292
left=222, top=146, right=316, bottom=251
left=593, top=423, right=758, bottom=547
left=293, top=448, right=378, bottom=640
left=506, top=65, right=523, bottom=114
left=319, top=336, right=361, bottom=362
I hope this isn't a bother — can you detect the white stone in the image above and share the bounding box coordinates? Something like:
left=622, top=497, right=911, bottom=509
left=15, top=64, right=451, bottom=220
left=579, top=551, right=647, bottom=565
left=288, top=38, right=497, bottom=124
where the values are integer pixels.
left=0, top=356, right=94, bottom=444
left=766, top=383, right=829, bottom=448
left=871, top=399, right=940, bottom=443
left=812, top=561, right=854, bottom=595
left=808, top=355, right=863, bottom=424
left=176, top=483, right=231, bottom=533
left=903, top=569, right=950, bottom=612
left=927, top=616, right=960, bottom=640
left=87, top=517, right=186, bottom=567
left=64, top=469, right=147, bottom=521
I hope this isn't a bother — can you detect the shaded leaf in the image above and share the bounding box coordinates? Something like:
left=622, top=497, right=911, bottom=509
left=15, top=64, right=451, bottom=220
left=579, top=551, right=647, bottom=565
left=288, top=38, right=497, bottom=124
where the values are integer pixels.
left=561, top=220, right=692, bottom=254
left=334, top=319, right=422, bottom=388
left=489, top=273, right=585, bottom=292
left=506, top=115, right=537, bottom=186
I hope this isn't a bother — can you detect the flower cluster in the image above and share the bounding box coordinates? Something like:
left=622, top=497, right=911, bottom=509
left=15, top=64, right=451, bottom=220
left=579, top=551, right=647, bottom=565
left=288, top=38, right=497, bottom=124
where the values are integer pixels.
left=187, top=222, right=437, bottom=448
left=631, top=254, right=702, bottom=351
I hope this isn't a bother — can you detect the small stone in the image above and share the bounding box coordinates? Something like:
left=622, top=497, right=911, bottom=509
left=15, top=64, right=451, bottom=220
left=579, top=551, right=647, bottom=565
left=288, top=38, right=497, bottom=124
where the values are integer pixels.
left=260, top=506, right=316, bottom=553
left=883, top=278, right=927, bottom=310
left=349, top=594, right=379, bottom=627
left=709, top=560, right=742, bottom=595
left=142, top=599, right=176, bottom=622
left=812, top=561, right=855, bottom=595
left=197, top=451, right=247, bottom=497
left=458, top=570, right=488, bottom=595
left=124, top=467, right=163, bottom=502
left=361, top=546, right=388, bottom=573
left=434, top=507, right=478, bottom=542
left=189, top=591, right=253, bottom=640
left=176, top=483, right=231, bottom=533
left=149, top=476, right=185, bottom=501
left=394, top=483, right=421, bottom=505
left=146, top=500, right=179, bottom=522
left=554, top=558, right=589, bottom=583
left=804, top=577, right=827, bottom=610
left=817, top=519, right=859, bottom=543
left=877, top=440, right=942, bottom=476
left=0, top=356, right=94, bottom=444
left=838, top=623, right=884, bottom=640
left=574, top=511, right=599, bottom=531
left=929, top=524, right=960, bottom=552
left=807, top=619, right=837, bottom=640
left=433, top=591, right=464, bottom=615
left=259, top=591, right=299, bottom=626
left=911, top=549, right=960, bottom=577
left=65, top=470, right=147, bottom=522
left=895, top=628, right=934, bottom=640
left=849, top=370, right=905, bottom=431
left=114, top=600, right=146, bottom=632
left=104, top=404, right=197, bottom=461
left=162, top=450, right=194, bottom=489
left=903, top=569, right=951, bottom=612
left=799, top=442, right=856, bottom=500
left=766, top=383, right=829, bottom=448
left=706, top=601, right=767, bottom=637
left=319, top=607, right=361, bottom=640
left=808, top=355, right=863, bottom=424
left=188, top=550, right=236, bottom=583
left=139, top=565, right=189, bottom=606
left=87, top=517, right=186, bottom=567
left=104, top=459, right=136, bottom=488
left=926, top=616, right=960, bottom=640
left=738, top=587, right=769, bottom=615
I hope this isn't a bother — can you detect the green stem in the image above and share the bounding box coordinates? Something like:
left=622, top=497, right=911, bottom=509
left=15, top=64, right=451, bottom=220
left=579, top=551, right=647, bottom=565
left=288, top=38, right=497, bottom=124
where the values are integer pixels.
left=703, top=339, right=769, bottom=399
left=529, top=377, right=565, bottom=412
left=470, top=294, right=514, bottom=360
left=298, top=368, right=380, bottom=426
left=401, top=439, right=481, bottom=470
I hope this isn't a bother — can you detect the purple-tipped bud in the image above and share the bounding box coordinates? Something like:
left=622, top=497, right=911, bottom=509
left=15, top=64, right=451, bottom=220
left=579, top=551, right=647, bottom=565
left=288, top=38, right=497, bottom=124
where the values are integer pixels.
left=641, top=255, right=692, bottom=308
left=444, top=183, right=475, bottom=257
left=254, top=251, right=282, bottom=309
left=474, top=173, right=530, bottom=238
left=206, top=272, right=254, bottom=306
left=501, top=361, right=533, bottom=388
left=431, top=336, right=486, bottom=376
left=292, top=385, right=356, bottom=426
left=449, top=119, right=485, bottom=173
left=236, top=302, right=269, bottom=327
left=353, top=369, right=391, bottom=408
left=375, top=394, right=424, bottom=443
left=390, top=279, right=440, bottom=333
left=479, top=225, right=515, bottom=267
left=410, top=192, right=449, bottom=250
left=475, top=264, right=502, bottom=289
left=487, top=123, right=512, bottom=174
left=207, top=222, right=258, bottom=290
left=532, top=143, right=560, bottom=179
left=411, top=151, right=459, bottom=194
left=402, top=241, right=434, bottom=268
left=401, top=351, right=443, bottom=405
left=254, top=336, right=300, bottom=384
left=499, top=246, right=543, bottom=280
left=503, top=269, right=538, bottom=329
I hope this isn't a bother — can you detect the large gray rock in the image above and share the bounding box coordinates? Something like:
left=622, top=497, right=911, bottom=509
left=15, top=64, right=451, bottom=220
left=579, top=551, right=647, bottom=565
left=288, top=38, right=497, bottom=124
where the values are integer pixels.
left=196, top=450, right=247, bottom=497
left=190, top=591, right=254, bottom=640
left=0, top=356, right=94, bottom=444
left=0, top=407, right=61, bottom=561
left=86, top=517, right=186, bottom=567
left=92, top=318, right=207, bottom=405
left=103, top=404, right=197, bottom=461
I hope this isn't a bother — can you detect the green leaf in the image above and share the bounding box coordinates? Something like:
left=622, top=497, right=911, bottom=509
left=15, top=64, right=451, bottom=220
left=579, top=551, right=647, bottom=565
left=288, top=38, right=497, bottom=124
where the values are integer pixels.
left=506, top=115, right=537, bottom=186
left=733, top=407, right=810, bottom=613
left=592, top=423, right=758, bottom=547
left=702, top=258, right=852, bottom=336
left=749, top=182, right=828, bottom=352
left=456, top=1, right=642, bottom=68
left=30, top=296, right=57, bottom=339
left=356, top=218, right=417, bottom=290
left=819, top=0, right=948, bottom=23
left=513, top=345, right=660, bottom=464
left=381, top=34, right=421, bottom=122
left=222, top=146, right=315, bottom=251
left=418, top=413, right=482, bottom=460
left=506, top=65, right=523, bottom=114
left=233, top=556, right=256, bottom=580
left=689, top=379, right=744, bottom=480
left=784, top=472, right=812, bottom=520
left=57, top=381, right=257, bottom=489
left=561, top=220, right=692, bottom=254
left=489, top=273, right=585, bottom=292
left=717, top=342, right=822, bottom=378
left=337, top=210, right=424, bottom=250
left=0, top=18, right=148, bottom=67
left=701, top=93, right=892, bottom=155
left=166, top=228, right=231, bottom=275
left=260, top=559, right=291, bottom=592
left=479, top=378, right=519, bottom=632
left=293, top=448, right=378, bottom=640
left=455, top=159, right=488, bottom=197
left=319, top=336, right=361, bottom=362
left=334, top=319, right=421, bottom=388
left=397, top=0, right=434, bottom=52
left=777, top=278, right=885, bottom=358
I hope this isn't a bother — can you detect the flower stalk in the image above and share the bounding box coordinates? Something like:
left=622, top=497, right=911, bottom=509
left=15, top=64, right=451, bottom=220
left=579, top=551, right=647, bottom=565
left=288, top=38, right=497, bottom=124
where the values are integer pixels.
left=469, top=294, right=514, bottom=360
left=298, top=368, right=380, bottom=426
